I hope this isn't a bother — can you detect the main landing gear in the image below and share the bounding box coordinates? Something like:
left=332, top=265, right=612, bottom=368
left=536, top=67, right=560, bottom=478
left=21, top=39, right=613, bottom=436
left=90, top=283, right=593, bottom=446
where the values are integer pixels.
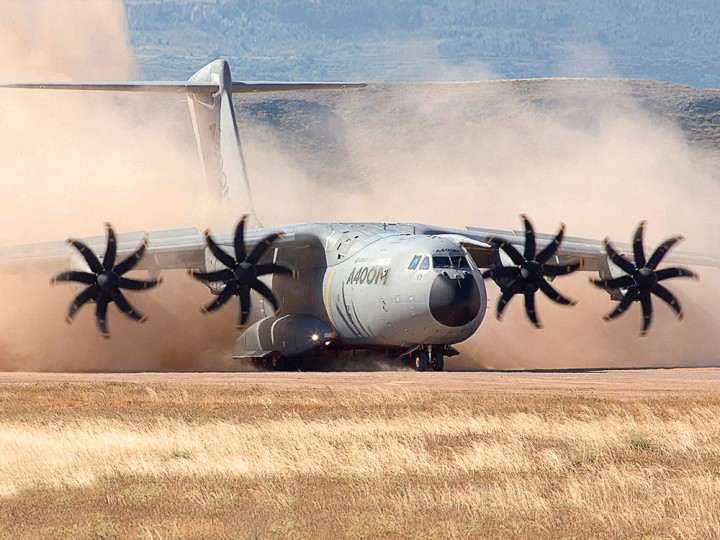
left=260, top=352, right=298, bottom=371
left=413, top=346, right=445, bottom=372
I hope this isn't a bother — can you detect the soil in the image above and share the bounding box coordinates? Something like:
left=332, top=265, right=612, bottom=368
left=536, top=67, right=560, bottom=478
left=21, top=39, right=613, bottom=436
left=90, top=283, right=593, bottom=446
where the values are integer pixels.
left=1, top=367, right=719, bottom=397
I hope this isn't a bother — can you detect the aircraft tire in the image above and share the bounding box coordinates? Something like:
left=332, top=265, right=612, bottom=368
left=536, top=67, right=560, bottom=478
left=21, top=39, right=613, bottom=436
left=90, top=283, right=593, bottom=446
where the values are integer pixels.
left=415, top=351, right=429, bottom=372
left=272, top=355, right=286, bottom=371
left=432, top=352, right=445, bottom=372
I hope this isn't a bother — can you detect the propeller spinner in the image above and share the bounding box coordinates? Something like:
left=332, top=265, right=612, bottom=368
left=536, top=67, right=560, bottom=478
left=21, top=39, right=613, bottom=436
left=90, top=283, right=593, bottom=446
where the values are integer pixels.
left=51, top=223, right=161, bottom=337
left=482, top=214, right=583, bottom=328
left=189, top=215, right=296, bottom=329
left=590, top=221, right=698, bottom=335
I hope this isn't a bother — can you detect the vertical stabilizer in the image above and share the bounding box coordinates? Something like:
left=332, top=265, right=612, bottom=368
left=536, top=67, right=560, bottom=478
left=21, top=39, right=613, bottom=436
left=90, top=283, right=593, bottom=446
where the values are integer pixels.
left=187, top=60, right=257, bottom=222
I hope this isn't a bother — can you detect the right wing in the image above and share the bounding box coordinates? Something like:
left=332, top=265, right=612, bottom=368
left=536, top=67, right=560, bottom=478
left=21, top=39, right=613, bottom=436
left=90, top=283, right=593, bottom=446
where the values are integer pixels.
left=0, top=225, right=304, bottom=274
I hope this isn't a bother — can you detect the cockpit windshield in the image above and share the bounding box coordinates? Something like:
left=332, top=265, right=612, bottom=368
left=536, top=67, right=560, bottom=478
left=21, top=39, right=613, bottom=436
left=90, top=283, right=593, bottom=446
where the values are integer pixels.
left=432, top=256, right=453, bottom=269
left=452, top=256, right=470, bottom=269
left=432, top=255, right=470, bottom=270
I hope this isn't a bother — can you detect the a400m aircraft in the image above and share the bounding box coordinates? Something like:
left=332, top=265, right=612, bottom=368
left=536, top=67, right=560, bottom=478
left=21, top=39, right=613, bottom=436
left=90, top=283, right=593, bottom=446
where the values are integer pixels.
left=1, top=60, right=717, bottom=371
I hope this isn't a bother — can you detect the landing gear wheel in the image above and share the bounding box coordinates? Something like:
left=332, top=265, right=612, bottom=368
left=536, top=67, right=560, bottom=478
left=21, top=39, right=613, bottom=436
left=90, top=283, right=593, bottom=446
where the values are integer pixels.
left=271, top=355, right=286, bottom=371
left=415, top=350, right=429, bottom=372
left=431, top=351, right=445, bottom=372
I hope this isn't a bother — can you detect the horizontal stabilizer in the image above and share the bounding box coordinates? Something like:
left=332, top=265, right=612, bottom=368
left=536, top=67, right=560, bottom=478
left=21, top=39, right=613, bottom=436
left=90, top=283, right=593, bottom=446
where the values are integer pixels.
left=0, top=81, right=219, bottom=94
left=0, top=81, right=366, bottom=94
left=231, top=81, right=366, bottom=93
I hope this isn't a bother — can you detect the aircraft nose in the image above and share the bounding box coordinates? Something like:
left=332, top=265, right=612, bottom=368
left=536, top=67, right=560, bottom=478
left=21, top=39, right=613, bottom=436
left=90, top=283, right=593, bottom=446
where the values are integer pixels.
left=429, top=273, right=482, bottom=327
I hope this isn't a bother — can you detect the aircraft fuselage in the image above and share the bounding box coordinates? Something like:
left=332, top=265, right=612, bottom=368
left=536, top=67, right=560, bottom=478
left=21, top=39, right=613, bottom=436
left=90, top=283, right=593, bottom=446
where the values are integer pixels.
left=241, top=222, right=487, bottom=356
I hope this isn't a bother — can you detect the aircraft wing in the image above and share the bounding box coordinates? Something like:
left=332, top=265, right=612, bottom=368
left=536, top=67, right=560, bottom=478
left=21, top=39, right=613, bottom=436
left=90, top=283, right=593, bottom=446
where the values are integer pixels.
left=425, top=224, right=720, bottom=271
left=0, top=225, right=303, bottom=275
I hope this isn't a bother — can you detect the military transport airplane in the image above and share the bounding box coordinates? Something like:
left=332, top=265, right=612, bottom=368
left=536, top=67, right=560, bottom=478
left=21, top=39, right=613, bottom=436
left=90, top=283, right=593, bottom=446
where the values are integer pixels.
left=1, top=59, right=717, bottom=371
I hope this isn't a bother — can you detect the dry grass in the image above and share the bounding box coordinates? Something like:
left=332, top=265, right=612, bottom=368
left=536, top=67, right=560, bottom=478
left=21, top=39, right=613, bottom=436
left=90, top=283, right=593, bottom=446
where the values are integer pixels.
left=1, top=383, right=720, bottom=538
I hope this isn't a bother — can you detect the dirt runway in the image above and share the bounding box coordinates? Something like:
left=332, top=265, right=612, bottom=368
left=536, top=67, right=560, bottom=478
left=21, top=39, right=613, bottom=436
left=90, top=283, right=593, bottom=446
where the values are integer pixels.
left=1, top=367, right=720, bottom=397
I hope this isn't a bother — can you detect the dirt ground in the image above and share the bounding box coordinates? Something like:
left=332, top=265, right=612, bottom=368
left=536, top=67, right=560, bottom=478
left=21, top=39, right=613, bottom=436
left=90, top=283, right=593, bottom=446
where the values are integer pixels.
left=1, top=367, right=719, bottom=397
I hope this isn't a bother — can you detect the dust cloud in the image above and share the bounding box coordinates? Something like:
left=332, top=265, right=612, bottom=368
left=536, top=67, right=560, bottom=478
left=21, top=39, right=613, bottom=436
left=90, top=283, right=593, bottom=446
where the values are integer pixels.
left=1, top=2, right=719, bottom=372
left=249, top=78, right=720, bottom=370
left=0, top=1, right=239, bottom=371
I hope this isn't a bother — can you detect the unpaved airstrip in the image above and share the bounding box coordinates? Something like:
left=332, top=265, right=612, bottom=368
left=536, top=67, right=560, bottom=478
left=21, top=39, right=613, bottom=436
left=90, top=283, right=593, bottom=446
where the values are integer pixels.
left=3, top=367, right=720, bottom=538
left=2, top=366, right=719, bottom=396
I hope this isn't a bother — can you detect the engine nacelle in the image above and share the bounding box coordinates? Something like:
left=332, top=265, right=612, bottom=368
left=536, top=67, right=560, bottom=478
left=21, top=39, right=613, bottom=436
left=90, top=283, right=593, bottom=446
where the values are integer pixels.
left=236, top=314, right=334, bottom=358
left=596, top=256, right=627, bottom=301
left=203, top=247, right=229, bottom=294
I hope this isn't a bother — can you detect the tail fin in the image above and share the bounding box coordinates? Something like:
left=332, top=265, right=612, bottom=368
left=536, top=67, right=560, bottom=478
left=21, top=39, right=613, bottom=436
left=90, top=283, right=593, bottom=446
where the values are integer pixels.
left=187, top=60, right=256, bottom=220
left=0, top=61, right=365, bottom=226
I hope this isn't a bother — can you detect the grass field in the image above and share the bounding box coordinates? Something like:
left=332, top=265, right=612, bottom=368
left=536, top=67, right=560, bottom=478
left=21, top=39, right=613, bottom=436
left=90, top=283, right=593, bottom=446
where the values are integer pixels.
left=1, top=382, right=720, bottom=539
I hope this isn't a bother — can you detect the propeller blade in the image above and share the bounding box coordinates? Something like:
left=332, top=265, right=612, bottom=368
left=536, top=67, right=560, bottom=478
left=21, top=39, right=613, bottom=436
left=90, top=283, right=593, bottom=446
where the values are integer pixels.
left=535, top=223, right=566, bottom=265
left=496, top=280, right=525, bottom=320
left=110, top=288, right=147, bottom=322
left=233, top=215, right=248, bottom=262
left=488, top=237, right=525, bottom=266
left=646, top=236, right=684, bottom=270
left=114, top=238, right=148, bottom=276
left=237, top=285, right=250, bottom=328
left=187, top=268, right=234, bottom=282
left=639, top=290, right=653, bottom=335
left=255, top=262, right=296, bottom=278
left=201, top=281, right=239, bottom=313
left=250, top=278, right=281, bottom=314
left=52, top=270, right=96, bottom=286
left=66, top=239, right=103, bottom=274
left=538, top=279, right=576, bottom=306
left=656, top=267, right=698, bottom=281
left=603, top=287, right=639, bottom=321
left=203, top=230, right=236, bottom=269
left=543, top=260, right=583, bottom=277
left=118, top=276, right=162, bottom=291
left=521, top=214, right=536, bottom=261
left=632, top=221, right=647, bottom=268
left=246, top=232, right=285, bottom=265
left=481, top=266, right=521, bottom=280
left=651, top=283, right=683, bottom=319
left=603, top=239, right=636, bottom=275
left=590, top=274, right=634, bottom=290
left=66, top=285, right=99, bottom=322
left=95, top=294, right=110, bottom=338
left=524, top=291, right=542, bottom=328
left=103, top=223, right=117, bottom=271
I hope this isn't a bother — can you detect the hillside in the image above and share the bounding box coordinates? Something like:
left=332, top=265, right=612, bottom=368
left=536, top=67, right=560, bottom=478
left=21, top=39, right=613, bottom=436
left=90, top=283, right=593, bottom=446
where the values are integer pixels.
left=125, top=0, right=720, bottom=88
left=233, top=78, right=720, bottom=186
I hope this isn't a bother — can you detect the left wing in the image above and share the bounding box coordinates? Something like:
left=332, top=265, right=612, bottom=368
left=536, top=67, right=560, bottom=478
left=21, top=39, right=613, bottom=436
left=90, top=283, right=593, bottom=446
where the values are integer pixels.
left=420, top=216, right=719, bottom=333
left=418, top=222, right=720, bottom=271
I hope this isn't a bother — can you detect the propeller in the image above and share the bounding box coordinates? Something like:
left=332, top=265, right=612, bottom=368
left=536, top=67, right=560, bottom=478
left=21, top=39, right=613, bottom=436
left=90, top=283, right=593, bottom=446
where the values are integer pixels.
left=482, top=214, right=583, bottom=328
left=590, top=221, right=698, bottom=335
left=188, top=215, right=296, bottom=329
left=51, top=223, right=162, bottom=338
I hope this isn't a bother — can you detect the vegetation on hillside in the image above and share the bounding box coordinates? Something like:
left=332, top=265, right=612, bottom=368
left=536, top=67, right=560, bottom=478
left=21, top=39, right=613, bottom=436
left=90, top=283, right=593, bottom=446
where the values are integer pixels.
left=125, top=1, right=720, bottom=88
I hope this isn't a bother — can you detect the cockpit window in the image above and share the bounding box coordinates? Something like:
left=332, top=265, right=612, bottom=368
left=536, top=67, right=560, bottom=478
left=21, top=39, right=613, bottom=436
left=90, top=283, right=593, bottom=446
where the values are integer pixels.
left=419, top=256, right=430, bottom=270
left=407, top=255, right=421, bottom=270
left=432, top=256, right=453, bottom=269
left=453, top=256, right=470, bottom=269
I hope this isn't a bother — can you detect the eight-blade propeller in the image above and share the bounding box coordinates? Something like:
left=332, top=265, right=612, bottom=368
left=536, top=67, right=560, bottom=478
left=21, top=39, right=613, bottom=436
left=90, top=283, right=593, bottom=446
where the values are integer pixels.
left=590, top=221, right=698, bottom=335
left=51, top=223, right=161, bottom=338
left=188, top=215, right=296, bottom=329
left=482, top=214, right=583, bottom=328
